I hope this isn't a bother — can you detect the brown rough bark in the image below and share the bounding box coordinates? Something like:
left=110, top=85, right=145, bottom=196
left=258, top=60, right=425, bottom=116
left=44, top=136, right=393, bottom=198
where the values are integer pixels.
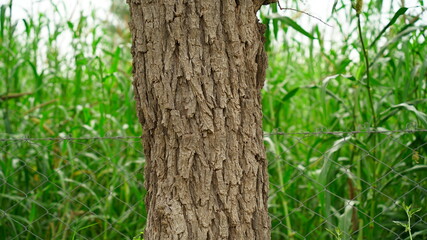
left=127, top=0, right=274, bottom=239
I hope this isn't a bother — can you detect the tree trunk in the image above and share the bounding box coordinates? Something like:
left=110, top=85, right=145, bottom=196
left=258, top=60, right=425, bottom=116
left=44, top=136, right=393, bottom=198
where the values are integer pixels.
left=127, top=0, right=273, bottom=239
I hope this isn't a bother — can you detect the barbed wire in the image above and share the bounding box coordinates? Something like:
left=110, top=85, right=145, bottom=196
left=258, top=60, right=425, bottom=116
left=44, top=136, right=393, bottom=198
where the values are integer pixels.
left=0, top=135, right=143, bottom=142
left=264, top=128, right=427, bottom=136
left=0, top=128, right=425, bottom=142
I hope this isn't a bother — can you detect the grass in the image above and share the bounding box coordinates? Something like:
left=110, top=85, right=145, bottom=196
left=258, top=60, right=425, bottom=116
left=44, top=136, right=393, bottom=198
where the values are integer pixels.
left=262, top=1, right=427, bottom=239
left=1, top=1, right=145, bottom=239
left=0, top=0, right=426, bottom=239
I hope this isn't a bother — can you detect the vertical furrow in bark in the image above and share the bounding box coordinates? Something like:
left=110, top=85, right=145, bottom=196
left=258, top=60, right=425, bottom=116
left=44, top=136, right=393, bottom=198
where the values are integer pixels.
left=128, top=0, right=271, bottom=239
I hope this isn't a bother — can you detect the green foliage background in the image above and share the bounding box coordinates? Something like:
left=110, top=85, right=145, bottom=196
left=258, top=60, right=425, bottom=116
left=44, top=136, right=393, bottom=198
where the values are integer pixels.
left=0, top=0, right=426, bottom=239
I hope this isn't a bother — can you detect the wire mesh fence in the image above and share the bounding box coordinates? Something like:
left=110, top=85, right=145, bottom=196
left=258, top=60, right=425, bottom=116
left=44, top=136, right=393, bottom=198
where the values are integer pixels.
left=0, top=137, right=146, bottom=240
left=1, top=129, right=426, bottom=239
left=265, top=129, right=427, bottom=240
